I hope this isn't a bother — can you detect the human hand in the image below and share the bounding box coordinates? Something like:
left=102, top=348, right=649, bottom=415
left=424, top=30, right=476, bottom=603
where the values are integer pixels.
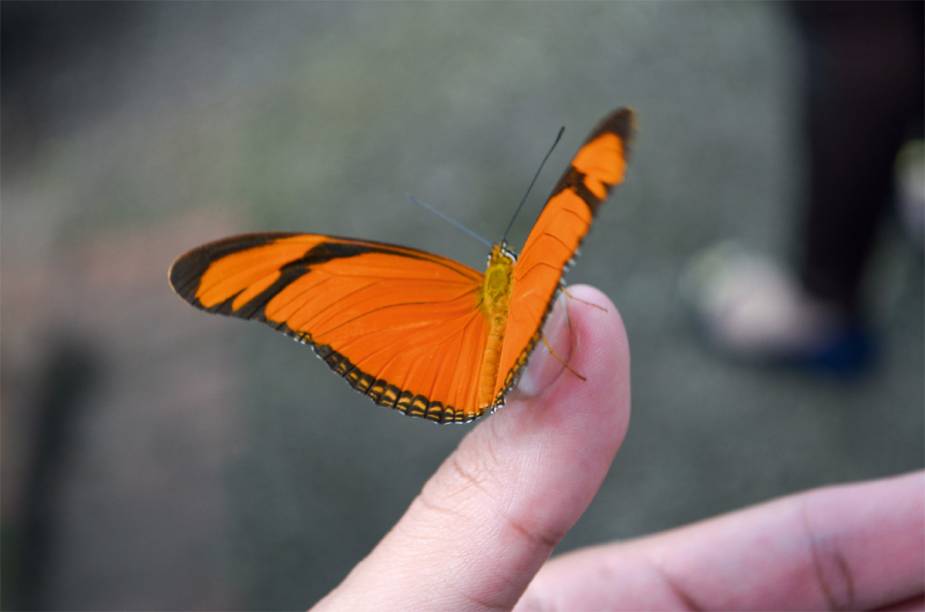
left=312, top=285, right=924, bottom=611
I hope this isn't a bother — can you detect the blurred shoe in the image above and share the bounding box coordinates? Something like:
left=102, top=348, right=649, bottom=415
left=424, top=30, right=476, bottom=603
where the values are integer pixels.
left=680, top=242, right=875, bottom=376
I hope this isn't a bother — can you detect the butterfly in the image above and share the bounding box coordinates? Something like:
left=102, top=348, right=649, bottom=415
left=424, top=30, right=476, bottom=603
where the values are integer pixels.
left=169, top=107, right=634, bottom=423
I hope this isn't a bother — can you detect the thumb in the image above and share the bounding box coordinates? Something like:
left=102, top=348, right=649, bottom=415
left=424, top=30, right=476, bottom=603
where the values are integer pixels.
left=314, top=284, right=631, bottom=611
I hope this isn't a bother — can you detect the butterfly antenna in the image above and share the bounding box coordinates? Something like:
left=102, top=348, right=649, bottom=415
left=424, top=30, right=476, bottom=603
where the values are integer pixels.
left=501, top=125, right=565, bottom=244
left=408, top=195, right=493, bottom=248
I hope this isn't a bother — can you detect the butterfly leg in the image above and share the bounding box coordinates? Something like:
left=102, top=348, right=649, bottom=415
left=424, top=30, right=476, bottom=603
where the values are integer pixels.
left=562, top=286, right=608, bottom=312
left=540, top=334, right=587, bottom=382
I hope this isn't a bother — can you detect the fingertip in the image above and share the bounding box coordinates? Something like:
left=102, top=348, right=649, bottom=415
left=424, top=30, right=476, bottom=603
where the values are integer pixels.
left=566, top=284, right=629, bottom=404
left=560, top=283, right=630, bottom=390
left=513, top=291, right=572, bottom=398
left=511, top=284, right=630, bottom=430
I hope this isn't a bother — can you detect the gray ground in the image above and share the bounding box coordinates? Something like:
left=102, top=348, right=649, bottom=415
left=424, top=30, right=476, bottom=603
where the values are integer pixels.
left=2, top=3, right=922, bottom=610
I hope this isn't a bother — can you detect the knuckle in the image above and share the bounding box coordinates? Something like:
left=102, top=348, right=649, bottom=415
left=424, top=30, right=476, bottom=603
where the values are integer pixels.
left=798, top=496, right=856, bottom=610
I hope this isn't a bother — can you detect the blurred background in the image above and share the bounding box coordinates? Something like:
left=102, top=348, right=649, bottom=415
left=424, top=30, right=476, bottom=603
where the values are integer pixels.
left=2, top=2, right=922, bottom=609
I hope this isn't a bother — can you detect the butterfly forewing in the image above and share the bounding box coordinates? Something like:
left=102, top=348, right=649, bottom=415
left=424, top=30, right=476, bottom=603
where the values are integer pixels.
left=170, top=233, right=497, bottom=422
left=494, top=108, right=635, bottom=400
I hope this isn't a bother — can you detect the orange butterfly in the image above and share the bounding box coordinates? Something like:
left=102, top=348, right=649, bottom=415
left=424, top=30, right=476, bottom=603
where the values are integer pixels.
left=169, top=107, right=634, bottom=423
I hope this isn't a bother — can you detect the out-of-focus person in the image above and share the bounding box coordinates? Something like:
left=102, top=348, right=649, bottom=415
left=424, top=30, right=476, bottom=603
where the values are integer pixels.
left=684, top=1, right=923, bottom=375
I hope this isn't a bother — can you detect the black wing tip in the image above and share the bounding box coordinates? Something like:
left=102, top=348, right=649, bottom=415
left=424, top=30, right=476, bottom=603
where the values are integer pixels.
left=168, top=232, right=295, bottom=303
left=595, top=106, right=636, bottom=152
left=168, top=249, right=208, bottom=303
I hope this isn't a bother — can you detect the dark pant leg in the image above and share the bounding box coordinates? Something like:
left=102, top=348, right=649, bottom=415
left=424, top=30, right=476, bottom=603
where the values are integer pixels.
left=794, top=1, right=924, bottom=315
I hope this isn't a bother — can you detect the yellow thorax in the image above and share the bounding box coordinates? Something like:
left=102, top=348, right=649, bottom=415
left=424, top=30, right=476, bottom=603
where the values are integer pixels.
left=481, top=243, right=515, bottom=318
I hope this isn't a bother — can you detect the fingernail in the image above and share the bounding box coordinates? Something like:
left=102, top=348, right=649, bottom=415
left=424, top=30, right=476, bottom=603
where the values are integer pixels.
left=514, top=293, right=572, bottom=398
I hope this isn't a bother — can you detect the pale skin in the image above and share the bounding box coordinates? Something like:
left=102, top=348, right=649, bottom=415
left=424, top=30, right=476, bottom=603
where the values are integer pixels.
left=313, top=285, right=925, bottom=611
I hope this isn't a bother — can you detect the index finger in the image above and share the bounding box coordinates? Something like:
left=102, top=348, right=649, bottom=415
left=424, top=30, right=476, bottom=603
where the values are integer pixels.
left=519, top=470, right=925, bottom=610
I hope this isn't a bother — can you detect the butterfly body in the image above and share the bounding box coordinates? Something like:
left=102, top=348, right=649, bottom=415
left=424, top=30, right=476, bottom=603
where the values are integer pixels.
left=170, top=108, right=634, bottom=423
left=476, top=243, right=517, bottom=411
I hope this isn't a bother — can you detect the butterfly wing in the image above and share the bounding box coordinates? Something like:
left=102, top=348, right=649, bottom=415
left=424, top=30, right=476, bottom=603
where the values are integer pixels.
left=494, top=108, right=635, bottom=397
left=169, top=233, right=493, bottom=422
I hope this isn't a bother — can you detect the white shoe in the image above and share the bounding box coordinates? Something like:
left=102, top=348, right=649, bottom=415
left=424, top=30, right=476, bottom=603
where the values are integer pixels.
left=680, top=242, right=874, bottom=374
